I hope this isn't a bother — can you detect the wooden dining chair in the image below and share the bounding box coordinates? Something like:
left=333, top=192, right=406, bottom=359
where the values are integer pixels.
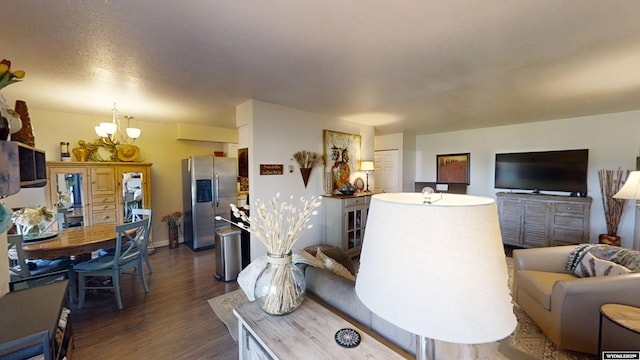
left=7, top=234, right=72, bottom=291
left=131, top=208, right=153, bottom=273
left=73, top=218, right=150, bottom=310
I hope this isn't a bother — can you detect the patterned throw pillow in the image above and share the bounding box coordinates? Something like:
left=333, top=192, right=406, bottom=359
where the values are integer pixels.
left=315, top=248, right=356, bottom=281
left=567, top=243, right=640, bottom=277
left=573, top=252, right=632, bottom=277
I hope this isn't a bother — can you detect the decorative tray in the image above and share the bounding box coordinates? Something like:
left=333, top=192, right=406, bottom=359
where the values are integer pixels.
left=23, top=231, right=59, bottom=243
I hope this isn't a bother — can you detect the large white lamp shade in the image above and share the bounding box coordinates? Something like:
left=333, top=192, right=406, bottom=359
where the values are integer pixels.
left=614, top=171, right=640, bottom=200
left=355, top=193, right=516, bottom=345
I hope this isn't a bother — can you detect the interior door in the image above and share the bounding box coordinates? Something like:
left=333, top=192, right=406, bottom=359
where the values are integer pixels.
left=374, top=150, right=401, bottom=192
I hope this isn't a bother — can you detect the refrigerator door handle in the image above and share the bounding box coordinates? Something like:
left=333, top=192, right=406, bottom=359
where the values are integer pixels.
left=214, top=173, right=220, bottom=208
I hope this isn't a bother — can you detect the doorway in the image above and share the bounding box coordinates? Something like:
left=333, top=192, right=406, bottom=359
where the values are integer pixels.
left=374, top=150, right=401, bottom=192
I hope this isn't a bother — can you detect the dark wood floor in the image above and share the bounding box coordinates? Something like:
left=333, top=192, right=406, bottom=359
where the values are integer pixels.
left=70, top=245, right=239, bottom=359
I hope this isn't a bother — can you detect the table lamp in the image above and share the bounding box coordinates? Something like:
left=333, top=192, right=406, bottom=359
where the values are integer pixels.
left=613, top=170, right=640, bottom=249
left=360, top=160, right=375, bottom=192
left=355, top=193, right=516, bottom=360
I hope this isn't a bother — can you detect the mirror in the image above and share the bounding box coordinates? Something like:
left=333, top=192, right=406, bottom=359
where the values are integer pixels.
left=122, top=171, right=144, bottom=222
left=54, top=172, right=85, bottom=227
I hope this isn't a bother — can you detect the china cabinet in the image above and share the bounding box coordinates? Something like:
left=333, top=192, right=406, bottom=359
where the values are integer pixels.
left=45, top=161, right=152, bottom=227
left=321, top=193, right=372, bottom=257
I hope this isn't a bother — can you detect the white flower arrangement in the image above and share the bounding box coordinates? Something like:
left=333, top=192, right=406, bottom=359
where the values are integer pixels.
left=11, top=206, right=54, bottom=235
left=229, top=193, right=322, bottom=255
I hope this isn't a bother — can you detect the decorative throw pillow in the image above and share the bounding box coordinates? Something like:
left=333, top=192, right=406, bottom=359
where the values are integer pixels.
left=236, top=256, right=268, bottom=301
left=573, top=252, right=632, bottom=277
left=567, top=243, right=640, bottom=277
left=315, top=248, right=356, bottom=281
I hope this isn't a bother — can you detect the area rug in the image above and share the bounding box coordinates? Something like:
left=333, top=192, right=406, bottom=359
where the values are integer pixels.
left=208, top=289, right=248, bottom=342
left=209, top=258, right=597, bottom=359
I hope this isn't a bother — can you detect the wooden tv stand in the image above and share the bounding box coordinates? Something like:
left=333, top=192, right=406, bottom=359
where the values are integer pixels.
left=496, top=192, right=591, bottom=248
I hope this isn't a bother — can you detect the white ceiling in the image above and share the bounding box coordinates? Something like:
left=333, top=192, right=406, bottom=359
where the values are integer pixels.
left=2, top=1, right=640, bottom=135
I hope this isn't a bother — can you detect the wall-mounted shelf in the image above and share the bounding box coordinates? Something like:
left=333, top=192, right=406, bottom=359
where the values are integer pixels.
left=15, top=141, right=47, bottom=188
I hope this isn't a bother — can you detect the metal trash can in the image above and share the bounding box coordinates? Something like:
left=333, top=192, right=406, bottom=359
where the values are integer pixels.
left=214, top=227, right=242, bottom=282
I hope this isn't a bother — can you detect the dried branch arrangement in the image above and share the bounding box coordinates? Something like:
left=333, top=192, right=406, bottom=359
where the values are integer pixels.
left=230, top=194, right=322, bottom=314
left=230, top=193, right=322, bottom=254
left=293, top=150, right=320, bottom=168
left=598, top=168, right=629, bottom=236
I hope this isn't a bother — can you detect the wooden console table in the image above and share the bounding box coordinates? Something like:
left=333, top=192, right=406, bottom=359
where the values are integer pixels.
left=233, top=296, right=409, bottom=359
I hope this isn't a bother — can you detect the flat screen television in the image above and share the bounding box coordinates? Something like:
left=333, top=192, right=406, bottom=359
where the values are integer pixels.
left=494, top=149, right=589, bottom=195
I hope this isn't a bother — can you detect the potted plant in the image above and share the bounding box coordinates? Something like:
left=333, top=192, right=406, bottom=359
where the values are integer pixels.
left=161, top=211, right=183, bottom=249
left=598, top=168, right=629, bottom=246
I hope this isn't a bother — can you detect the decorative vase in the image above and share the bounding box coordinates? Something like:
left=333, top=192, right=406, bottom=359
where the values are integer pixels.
left=324, top=172, right=333, bottom=194
left=12, top=100, right=35, bottom=147
left=72, top=140, right=90, bottom=162
left=168, top=225, right=179, bottom=249
left=73, top=147, right=90, bottom=162
left=0, top=115, right=9, bottom=141
left=331, top=159, right=350, bottom=191
left=254, top=252, right=306, bottom=315
left=599, top=234, right=621, bottom=246
left=16, top=224, right=40, bottom=237
left=300, top=167, right=312, bottom=188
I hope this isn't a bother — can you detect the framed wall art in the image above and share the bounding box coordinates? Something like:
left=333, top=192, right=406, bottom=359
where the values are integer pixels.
left=436, top=153, right=470, bottom=184
left=323, top=130, right=361, bottom=192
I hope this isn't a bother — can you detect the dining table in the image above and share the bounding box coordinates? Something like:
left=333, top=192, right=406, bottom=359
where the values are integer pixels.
left=20, top=223, right=138, bottom=304
left=21, top=223, right=124, bottom=260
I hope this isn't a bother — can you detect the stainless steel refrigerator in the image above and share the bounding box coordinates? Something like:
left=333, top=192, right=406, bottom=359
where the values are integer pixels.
left=182, top=156, right=237, bottom=251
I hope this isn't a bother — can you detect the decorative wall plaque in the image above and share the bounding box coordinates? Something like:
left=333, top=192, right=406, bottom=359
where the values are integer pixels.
left=260, top=164, right=284, bottom=175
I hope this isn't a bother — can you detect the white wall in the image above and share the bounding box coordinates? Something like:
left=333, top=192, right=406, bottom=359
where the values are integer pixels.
left=237, top=100, right=375, bottom=260
left=414, top=110, right=640, bottom=248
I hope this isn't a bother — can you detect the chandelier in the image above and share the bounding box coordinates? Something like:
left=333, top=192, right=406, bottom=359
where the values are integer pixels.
left=94, top=103, right=141, bottom=145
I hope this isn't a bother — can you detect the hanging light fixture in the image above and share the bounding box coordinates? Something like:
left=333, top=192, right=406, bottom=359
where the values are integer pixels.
left=94, top=103, right=141, bottom=145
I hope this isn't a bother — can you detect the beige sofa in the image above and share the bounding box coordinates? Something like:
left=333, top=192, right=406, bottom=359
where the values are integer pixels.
left=512, top=245, right=640, bottom=354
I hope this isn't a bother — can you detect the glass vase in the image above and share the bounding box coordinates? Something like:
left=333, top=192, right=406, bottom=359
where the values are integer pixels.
left=254, top=252, right=306, bottom=315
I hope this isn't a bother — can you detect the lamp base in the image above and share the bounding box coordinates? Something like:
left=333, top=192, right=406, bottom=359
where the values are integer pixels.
left=416, top=335, right=435, bottom=360
left=365, top=172, right=371, bottom=193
